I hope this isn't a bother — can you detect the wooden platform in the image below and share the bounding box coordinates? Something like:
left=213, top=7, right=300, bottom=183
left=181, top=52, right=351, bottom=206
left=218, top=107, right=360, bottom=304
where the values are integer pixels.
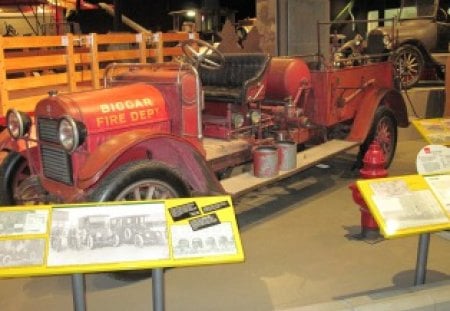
left=220, top=139, right=359, bottom=197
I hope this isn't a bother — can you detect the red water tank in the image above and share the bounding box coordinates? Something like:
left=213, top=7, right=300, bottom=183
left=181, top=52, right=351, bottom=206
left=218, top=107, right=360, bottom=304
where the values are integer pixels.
left=265, top=57, right=311, bottom=102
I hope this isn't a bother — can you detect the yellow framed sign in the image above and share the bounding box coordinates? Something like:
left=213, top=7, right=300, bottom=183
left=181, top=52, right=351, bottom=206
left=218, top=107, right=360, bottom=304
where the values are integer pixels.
left=357, top=175, right=450, bottom=238
left=412, top=118, right=450, bottom=145
left=0, top=195, right=244, bottom=278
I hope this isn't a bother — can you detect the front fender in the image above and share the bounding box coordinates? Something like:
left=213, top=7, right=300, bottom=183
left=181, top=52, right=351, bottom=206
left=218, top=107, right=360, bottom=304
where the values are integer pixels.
left=347, top=88, right=409, bottom=142
left=78, top=131, right=224, bottom=195
left=0, top=129, right=21, bottom=153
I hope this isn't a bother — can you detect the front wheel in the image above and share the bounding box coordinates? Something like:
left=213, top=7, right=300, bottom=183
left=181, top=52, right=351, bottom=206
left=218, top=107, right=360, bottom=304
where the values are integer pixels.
left=87, top=161, right=189, bottom=202
left=0, top=151, right=30, bottom=205
left=358, top=106, right=398, bottom=169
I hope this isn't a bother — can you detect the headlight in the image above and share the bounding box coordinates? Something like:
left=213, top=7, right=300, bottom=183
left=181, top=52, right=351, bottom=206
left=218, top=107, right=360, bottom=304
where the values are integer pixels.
left=249, top=110, right=261, bottom=124
left=231, top=113, right=245, bottom=128
left=58, top=116, right=86, bottom=153
left=6, top=109, right=31, bottom=139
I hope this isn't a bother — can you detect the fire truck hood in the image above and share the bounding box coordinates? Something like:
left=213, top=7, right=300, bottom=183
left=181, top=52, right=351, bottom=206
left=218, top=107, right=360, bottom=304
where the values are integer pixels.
left=35, top=83, right=169, bottom=134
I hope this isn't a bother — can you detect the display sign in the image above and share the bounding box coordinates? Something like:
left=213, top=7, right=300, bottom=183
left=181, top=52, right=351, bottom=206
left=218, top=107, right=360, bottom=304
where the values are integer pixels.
left=0, top=196, right=244, bottom=278
left=357, top=175, right=450, bottom=238
left=412, top=118, right=450, bottom=145
left=416, top=145, right=450, bottom=175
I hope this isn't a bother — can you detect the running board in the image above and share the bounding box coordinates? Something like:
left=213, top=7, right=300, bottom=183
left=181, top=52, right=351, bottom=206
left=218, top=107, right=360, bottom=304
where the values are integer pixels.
left=220, top=140, right=359, bottom=198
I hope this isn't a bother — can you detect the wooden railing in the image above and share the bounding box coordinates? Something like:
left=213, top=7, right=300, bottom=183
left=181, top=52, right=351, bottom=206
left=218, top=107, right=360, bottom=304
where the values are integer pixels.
left=0, top=31, right=197, bottom=119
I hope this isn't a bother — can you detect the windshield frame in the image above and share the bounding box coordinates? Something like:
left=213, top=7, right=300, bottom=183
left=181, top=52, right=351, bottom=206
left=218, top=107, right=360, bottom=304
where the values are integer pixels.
left=399, top=0, right=439, bottom=19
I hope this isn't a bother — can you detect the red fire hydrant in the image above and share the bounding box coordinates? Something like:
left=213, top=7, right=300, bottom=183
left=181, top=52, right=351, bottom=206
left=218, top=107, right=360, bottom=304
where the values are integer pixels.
left=349, top=141, right=388, bottom=239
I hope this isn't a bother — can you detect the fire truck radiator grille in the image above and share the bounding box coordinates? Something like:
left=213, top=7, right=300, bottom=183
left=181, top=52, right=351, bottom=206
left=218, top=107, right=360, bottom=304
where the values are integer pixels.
left=38, top=117, right=73, bottom=184
left=40, top=145, right=73, bottom=185
left=37, top=117, right=59, bottom=143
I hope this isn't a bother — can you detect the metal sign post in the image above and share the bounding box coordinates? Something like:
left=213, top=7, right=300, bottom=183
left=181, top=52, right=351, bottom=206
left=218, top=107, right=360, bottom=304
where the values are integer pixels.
left=71, top=273, right=87, bottom=311
left=414, top=233, right=430, bottom=285
left=152, top=268, right=165, bottom=311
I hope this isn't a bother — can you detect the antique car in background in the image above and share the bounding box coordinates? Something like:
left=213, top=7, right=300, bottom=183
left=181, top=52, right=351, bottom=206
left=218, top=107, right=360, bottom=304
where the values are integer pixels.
left=369, top=0, right=450, bottom=88
left=0, top=37, right=408, bottom=208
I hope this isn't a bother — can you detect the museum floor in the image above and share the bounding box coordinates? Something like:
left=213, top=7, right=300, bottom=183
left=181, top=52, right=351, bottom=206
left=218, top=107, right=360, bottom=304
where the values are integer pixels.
left=1, top=127, right=450, bottom=310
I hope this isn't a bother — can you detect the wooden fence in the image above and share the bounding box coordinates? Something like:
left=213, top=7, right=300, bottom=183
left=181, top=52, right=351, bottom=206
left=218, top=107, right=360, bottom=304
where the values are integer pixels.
left=0, top=31, right=197, bottom=117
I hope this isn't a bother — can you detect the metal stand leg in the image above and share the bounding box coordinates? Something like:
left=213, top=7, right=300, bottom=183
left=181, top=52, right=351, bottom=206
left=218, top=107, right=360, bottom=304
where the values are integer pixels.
left=152, top=268, right=165, bottom=311
left=414, top=233, right=430, bottom=286
left=71, top=273, right=86, bottom=311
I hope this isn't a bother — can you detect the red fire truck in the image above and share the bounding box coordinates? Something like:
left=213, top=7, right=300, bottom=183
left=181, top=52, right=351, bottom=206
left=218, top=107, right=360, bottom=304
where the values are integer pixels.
left=0, top=39, right=408, bottom=206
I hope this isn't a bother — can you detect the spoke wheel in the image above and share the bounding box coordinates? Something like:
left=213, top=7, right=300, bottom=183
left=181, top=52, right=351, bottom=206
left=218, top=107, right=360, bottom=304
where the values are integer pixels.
left=88, top=161, right=189, bottom=202
left=115, top=179, right=179, bottom=201
left=394, top=45, right=424, bottom=89
left=360, top=107, right=398, bottom=168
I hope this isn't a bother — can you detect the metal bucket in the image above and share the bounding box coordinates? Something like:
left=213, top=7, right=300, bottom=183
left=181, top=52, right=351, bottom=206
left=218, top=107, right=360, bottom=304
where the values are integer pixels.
left=277, top=141, right=297, bottom=171
left=253, top=146, right=279, bottom=178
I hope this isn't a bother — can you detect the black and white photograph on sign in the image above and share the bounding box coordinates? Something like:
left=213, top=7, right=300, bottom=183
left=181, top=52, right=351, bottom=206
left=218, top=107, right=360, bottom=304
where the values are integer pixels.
left=0, top=239, right=45, bottom=267
left=171, top=222, right=237, bottom=259
left=0, top=210, right=48, bottom=236
left=47, top=203, right=169, bottom=266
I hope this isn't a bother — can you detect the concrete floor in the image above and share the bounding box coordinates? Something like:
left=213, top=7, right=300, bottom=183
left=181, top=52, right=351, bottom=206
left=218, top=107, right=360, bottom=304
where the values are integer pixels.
left=2, top=130, right=450, bottom=310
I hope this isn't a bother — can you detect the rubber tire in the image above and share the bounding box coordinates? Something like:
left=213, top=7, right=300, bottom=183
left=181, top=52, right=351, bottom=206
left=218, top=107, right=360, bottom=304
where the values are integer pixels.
left=394, top=44, right=424, bottom=89
left=87, top=160, right=189, bottom=202
left=358, top=106, right=398, bottom=169
left=0, top=151, right=28, bottom=205
left=87, top=235, right=95, bottom=250
left=112, top=234, right=120, bottom=247
left=135, top=234, right=144, bottom=248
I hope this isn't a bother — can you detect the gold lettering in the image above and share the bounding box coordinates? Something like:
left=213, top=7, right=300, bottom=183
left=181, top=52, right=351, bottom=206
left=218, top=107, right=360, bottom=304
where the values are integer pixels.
left=134, top=99, right=143, bottom=109
left=125, top=100, right=134, bottom=109
left=100, top=98, right=155, bottom=114
left=100, top=104, right=110, bottom=113
left=96, top=114, right=126, bottom=127
left=115, top=102, right=125, bottom=111
left=130, top=111, right=139, bottom=121
left=143, top=98, right=153, bottom=106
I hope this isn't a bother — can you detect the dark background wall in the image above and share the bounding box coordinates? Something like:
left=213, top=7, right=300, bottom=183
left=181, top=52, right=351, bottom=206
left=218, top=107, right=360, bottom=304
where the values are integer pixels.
left=70, top=0, right=256, bottom=33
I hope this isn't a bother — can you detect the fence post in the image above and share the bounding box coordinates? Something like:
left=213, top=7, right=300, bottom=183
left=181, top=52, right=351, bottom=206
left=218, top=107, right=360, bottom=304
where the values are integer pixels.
left=64, top=33, right=77, bottom=92
left=155, top=32, right=164, bottom=63
left=88, top=33, right=101, bottom=89
left=0, top=37, right=9, bottom=116
left=138, top=33, right=147, bottom=64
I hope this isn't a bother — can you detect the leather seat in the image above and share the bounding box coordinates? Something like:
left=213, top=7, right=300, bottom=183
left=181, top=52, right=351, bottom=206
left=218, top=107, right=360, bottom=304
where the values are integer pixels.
left=199, top=53, right=270, bottom=104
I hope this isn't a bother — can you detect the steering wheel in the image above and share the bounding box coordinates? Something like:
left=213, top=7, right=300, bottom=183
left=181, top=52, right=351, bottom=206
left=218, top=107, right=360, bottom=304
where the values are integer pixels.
left=181, top=39, right=225, bottom=70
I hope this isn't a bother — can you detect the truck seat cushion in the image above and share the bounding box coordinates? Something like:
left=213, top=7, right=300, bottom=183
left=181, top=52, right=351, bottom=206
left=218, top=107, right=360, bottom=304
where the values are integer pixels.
left=199, top=53, right=270, bottom=103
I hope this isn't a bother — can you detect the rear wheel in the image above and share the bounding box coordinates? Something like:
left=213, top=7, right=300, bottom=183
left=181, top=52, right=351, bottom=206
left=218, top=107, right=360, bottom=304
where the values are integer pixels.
left=394, top=44, right=424, bottom=89
left=87, top=235, right=96, bottom=250
left=357, top=106, right=398, bottom=169
left=135, top=234, right=145, bottom=248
